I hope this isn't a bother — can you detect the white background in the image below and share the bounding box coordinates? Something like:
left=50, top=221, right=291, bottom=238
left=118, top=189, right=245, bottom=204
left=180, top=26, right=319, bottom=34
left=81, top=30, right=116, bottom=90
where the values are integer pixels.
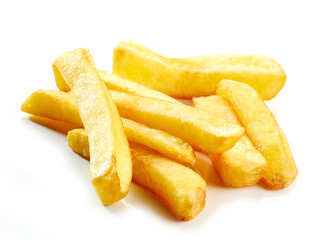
left=1, top=1, right=324, bottom=239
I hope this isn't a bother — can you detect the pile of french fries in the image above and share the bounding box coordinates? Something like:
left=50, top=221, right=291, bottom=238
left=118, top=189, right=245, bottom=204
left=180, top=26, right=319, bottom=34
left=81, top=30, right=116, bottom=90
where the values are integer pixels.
left=21, top=40, right=298, bottom=221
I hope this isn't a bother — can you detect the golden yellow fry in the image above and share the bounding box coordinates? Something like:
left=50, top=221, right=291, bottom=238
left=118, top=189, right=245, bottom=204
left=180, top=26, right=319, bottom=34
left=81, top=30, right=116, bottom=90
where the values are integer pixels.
left=54, top=58, right=178, bottom=103
left=54, top=48, right=132, bottom=205
left=68, top=129, right=206, bottom=221
left=52, top=48, right=96, bottom=92
left=97, top=69, right=179, bottom=103
left=215, top=79, right=298, bottom=189
left=21, top=90, right=196, bottom=164
left=21, top=90, right=83, bottom=127
left=193, top=96, right=267, bottom=187
left=112, top=40, right=286, bottom=100
left=123, top=118, right=196, bottom=163
left=109, top=90, right=244, bottom=155
left=21, top=89, right=243, bottom=156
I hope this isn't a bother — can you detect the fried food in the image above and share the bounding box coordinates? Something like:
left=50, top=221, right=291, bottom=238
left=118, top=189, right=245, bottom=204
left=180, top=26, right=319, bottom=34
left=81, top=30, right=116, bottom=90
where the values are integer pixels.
left=53, top=48, right=132, bottom=205
left=215, top=79, right=298, bottom=189
left=68, top=128, right=206, bottom=221
left=21, top=90, right=196, bottom=164
left=109, top=90, right=244, bottom=155
left=54, top=59, right=178, bottom=103
left=97, top=69, right=179, bottom=103
left=193, top=96, right=267, bottom=187
left=113, top=40, right=286, bottom=100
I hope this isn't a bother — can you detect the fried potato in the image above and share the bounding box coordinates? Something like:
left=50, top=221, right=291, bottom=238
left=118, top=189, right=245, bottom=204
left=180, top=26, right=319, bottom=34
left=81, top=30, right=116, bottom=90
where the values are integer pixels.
left=193, top=96, right=267, bottom=187
left=53, top=48, right=132, bottom=205
left=123, top=118, right=196, bottom=163
left=109, top=90, right=244, bottom=155
left=97, top=69, right=179, bottom=103
left=21, top=90, right=196, bottom=164
left=21, top=89, right=244, bottom=156
left=52, top=48, right=96, bottom=92
left=215, top=79, right=298, bottom=189
left=112, top=40, right=286, bottom=100
left=21, top=90, right=84, bottom=126
left=54, top=58, right=178, bottom=103
left=68, top=129, right=206, bottom=221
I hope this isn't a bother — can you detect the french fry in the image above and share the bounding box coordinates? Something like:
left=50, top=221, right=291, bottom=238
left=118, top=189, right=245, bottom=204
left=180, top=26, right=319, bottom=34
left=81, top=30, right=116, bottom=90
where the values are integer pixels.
left=112, top=40, right=286, bottom=100
left=97, top=69, right=179, bottom=103
left=193, top=96, right=267, bottom=187
left=53, top=48, right=132, bottom=205
left=68, top=128, right=206, bottom=221
left=21, top=90, right=84, bottom=126
left=123, top=118, right=196, bottom=164
left=54, top=58, right=178, bottom=103
left=21, top=90, right=196, bottom=164
left=22, top=89, right=244, bottom=156
left=215, top=79, right=298, bottom=189
left=52, top=48, right=96, bottom=92
left=109, top=90, right=244, bottom=155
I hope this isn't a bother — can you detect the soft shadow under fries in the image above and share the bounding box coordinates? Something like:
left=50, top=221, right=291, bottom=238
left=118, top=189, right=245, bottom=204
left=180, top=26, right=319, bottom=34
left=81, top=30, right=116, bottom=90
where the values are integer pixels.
left=28, top=115, right=78, bottom=135
left=126, top=183, right=178, bottom=222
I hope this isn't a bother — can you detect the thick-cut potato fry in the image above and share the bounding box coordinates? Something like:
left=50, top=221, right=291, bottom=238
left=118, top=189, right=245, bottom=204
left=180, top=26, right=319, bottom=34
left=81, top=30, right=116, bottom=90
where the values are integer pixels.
left=21, top=90, right=84, bottom=126
left=97, top=69, right=179, bottom=103
left=54, top=48, right=132, bottom=205
left=123, top=118, right=195, bottom=163
left=21, top=89, right=244, bottom=156
left=67, top=129, right=206, bottom=221
left=54, top=59, right=178, bottom=103
left=52, top=48, right=96, bottom=92
left=109, top=90, right=244, bottom=155
left=113, top=40, right=286, bottom=100
left=193, top=96, right=267, bottom=187
left=215, top=79, right=298, bottom=189
left=21, top=90, right=196, bottom=164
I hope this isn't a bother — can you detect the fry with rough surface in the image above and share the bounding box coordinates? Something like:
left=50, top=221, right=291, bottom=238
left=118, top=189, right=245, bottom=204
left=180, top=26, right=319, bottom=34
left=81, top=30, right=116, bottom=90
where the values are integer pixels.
left=97, top=69, right=179, bottom=103
left=68, top=128, right=206, bottom=221
left=109, top=90, right=244, bottom=155
left=21, top=89, right=243, bottom=156
left=54, top=48, right=132, bottom=205
left=113, top=40, right=286, bottom=100
left=215, top=79, right=298, bottom=189
left=193, top=96, right=267, bottom=187
left=21, top=90, right=196, bottom=164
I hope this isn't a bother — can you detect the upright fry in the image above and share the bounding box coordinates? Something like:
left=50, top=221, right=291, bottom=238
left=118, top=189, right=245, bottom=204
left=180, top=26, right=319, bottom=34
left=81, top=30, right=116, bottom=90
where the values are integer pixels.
left=53, top=48, right=132, bottom=205
left=216, top=79, right=298, bottom=189
left=193, top=96, right=267, bottom=187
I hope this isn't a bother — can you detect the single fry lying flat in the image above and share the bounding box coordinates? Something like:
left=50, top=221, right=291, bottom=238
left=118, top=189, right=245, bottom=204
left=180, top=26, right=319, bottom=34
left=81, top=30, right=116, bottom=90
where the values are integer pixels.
left=21, top=90, right=196, bottom=164
left=68, top=128, right=206, bottom=221
left=216, top=79, right=298, bottom=189
left=108, top=90, right=244, bottom=155
left=123, top=118, right=196, bottom=163
left=193, top=96, right=267, bottom=187
left=113, top=40, right=286, bottom=100
left=54, top=48, right=132, bottom=205
left=97, top=69, right=179, bottom=103
left=22, top=89, right=244, bottom=156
